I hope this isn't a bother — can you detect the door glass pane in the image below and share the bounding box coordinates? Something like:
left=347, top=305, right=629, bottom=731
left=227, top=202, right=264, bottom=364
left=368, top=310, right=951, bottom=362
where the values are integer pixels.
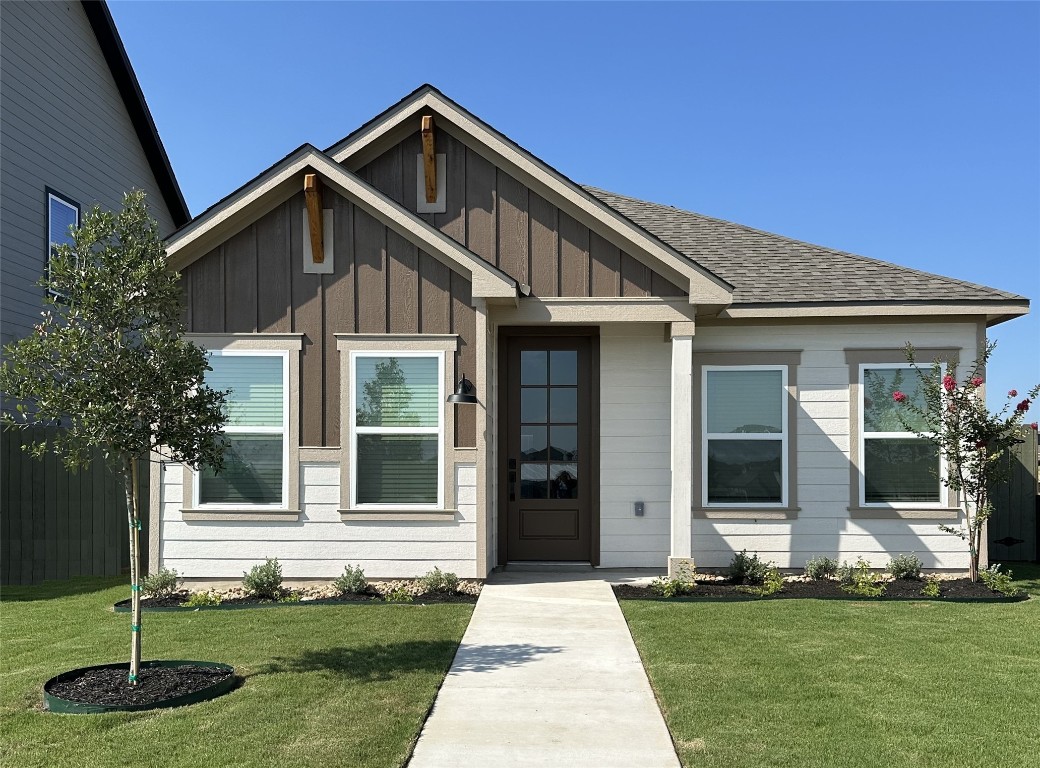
left=549, top=388, right=577, bottom=423
left=520, top=463, right=548, bottom=498
left=199, top=435, right=283, bottom=504
left=207, top=355, right=284, bottom=427
left=356, top=435, right=438, bottom=504
left=521, top=388, right=547, bottom=423
left=520, top=426, right=547, bottom=460
left=521, top=351, right=547, bottom=385
left=550, top=350, right=578, bottom=385
left=707, top=439, right=782, bottom=503
left=706, top=370, right=782, bottom=434
left=863, top=368, right=929, bottom=432
left=550, top=463, right=578, bottom=499
left=864, top=438, right=940, bottom=503
left=355, top=356, right=438, bottom=427
left=549, top=426, right=578, bottom=460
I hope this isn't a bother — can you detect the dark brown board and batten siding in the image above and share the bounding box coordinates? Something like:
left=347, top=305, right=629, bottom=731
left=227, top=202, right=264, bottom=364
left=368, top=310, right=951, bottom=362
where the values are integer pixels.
left=355, top=126, right=686, bottom=299
left=178, top=191, right=477, bottom=448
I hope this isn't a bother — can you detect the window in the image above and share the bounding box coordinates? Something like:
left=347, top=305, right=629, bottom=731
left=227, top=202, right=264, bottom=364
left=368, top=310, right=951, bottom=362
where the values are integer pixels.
left=703, top=366, right=788, bottom=506
left=860, top=365, right=941, bottom=505
left=47, top=190, right=80, bottom=290
left=195, top=351, right=289, bottom=507
left=350, top=352, right=443, bottom=508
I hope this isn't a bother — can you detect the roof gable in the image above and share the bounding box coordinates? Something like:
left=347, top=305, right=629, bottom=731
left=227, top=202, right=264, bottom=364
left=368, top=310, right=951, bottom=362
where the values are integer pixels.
left=326, top=85, right=733, bottom=307
left=165, top=146, right=516, bottom=299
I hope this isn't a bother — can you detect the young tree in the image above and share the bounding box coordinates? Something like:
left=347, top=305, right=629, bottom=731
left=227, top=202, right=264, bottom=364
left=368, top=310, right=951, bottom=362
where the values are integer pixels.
left=0, top=191, right=228, bottom=684
left=893, top=342, right=1039, bottom=581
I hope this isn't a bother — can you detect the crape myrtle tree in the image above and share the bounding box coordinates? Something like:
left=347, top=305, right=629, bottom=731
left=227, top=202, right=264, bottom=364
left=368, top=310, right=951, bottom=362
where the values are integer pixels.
left=0, top=191, right=229, bottom=684
left=893, top=342, right=1039, bottom=581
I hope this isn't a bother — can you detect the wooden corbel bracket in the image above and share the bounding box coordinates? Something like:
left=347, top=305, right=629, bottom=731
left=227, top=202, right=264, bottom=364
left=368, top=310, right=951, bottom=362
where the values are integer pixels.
left=303, top=173, right=324, bottom=263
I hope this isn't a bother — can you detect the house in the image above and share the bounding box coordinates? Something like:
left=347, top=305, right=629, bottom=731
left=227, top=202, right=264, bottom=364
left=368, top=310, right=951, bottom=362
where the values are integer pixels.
left=151, top=85, right=1028, bottom=581
left=1, top=0, right=190, bottom=584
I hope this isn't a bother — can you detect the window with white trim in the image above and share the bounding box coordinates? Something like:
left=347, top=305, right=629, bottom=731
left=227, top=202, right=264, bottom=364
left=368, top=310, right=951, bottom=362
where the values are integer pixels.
left=860, top=365, right=941, bottom=505
left=47, top=190, right=80, bottom=289
left=196, top=350, right=289, bottom=507
left=350, top=352, right=443, bottom=508
left=703, top=366, right=788, bottom=506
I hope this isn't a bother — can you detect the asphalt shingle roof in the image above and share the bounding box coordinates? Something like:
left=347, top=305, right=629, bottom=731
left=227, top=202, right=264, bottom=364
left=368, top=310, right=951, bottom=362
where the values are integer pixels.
left=585, top=186, right=1024, bottom=305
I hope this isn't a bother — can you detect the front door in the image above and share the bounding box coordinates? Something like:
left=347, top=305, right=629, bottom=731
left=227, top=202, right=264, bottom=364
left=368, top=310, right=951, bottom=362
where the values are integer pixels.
left=502, top=332, right=597, bottom=562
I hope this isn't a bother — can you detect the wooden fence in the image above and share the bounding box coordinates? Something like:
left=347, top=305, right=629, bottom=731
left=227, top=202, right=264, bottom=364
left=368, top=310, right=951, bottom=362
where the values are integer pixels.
left=1, top=426, right=148, bottom=585
left=990, top=426, right=1039, bottom=563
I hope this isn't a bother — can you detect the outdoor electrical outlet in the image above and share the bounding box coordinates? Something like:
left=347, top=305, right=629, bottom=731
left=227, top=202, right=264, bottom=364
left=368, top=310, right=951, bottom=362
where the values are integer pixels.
left=634, top=501, right=645, bottom=516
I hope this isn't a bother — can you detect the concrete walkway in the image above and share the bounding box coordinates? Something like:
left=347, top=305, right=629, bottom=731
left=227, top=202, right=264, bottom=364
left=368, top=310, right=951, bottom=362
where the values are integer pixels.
left=408, top=571, right=680, bottom=767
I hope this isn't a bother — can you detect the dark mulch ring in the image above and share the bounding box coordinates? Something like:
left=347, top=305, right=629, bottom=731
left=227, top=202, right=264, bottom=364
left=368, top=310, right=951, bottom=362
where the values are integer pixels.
left=114, top=589, right=478, bottom=611
left=47, top=664, right=234, bottom=707
left=614, top=578, right=1027, bottom=601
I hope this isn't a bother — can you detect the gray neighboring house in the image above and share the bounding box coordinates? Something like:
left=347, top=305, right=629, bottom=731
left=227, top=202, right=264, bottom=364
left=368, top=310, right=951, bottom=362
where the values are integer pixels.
left=1, top=0, right=189, bottom=584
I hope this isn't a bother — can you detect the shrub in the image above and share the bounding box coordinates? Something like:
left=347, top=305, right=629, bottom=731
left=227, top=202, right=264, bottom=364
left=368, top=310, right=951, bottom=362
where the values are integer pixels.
left=921, top=576, right=942, bottom=598
left=840, top=559, right=885, bottom=598
left=277, top=591, right=302, bottom=603
left=182, top=590, right=222, bottom=608
left=242, top=558, right=283, bottom=600
left=649, top=576, right=696, bottom=598
left=419, top=567, right=460, bottom=595
left=887, top=553, right=923, bottom=581
left=737, top=567, right=784, bottom=597
left=804, top=556, right=838, bottom=581
left=333, top=565, right=369, bottom=595
left=728, top=550, right=771, bottom=585
left=979, top=564, right=1021, bottom=597
left=141, top=568, right=180, bottom=599
left=383, top=586, right=415, bottom=603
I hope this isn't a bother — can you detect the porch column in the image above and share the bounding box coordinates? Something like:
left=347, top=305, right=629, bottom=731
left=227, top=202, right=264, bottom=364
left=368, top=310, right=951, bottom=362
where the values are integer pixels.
left=669, top=324, right=694, bottom=577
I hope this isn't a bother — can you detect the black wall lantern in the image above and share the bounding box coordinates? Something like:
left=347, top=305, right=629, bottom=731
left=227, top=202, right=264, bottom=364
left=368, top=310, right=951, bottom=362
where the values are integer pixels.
left=447, top=374, right=478, bottom=405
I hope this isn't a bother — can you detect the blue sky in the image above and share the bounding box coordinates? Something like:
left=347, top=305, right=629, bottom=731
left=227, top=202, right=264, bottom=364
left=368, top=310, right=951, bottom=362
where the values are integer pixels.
left=111, top=1, right=1039, bottom=408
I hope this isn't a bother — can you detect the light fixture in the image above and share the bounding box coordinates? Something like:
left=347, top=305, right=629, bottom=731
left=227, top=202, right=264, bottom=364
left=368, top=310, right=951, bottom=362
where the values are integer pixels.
left=447, top=374, right=478, bottom=405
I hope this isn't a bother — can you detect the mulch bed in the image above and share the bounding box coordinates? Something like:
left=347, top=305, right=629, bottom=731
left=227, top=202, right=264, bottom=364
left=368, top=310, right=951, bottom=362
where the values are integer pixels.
left=613, top=578, right=1024, bottom=601
left=114, top=590, right=478, bottom=611
left=47, top=665, right=233, bottom=707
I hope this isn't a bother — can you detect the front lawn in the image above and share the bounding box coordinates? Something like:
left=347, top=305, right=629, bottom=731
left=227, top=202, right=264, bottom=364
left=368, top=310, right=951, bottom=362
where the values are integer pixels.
left=1, top=576, right=473, bottom=768
left=621, top=563, right=1040, bottom=768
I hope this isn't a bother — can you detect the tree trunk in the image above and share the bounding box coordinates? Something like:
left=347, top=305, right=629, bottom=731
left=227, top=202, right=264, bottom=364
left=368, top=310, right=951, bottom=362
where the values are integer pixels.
left=123, top=457, right=142, bottom=685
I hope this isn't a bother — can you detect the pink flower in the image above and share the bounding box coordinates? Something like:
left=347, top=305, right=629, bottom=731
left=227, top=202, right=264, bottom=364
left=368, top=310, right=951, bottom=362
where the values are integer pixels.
left=1016, top=399, right=1031, bottom=413
left=971, top=377, right=983, bottom=387
left=1031, top=422, right=1038, bottom=430
left=942, top=375, right=957, bottom=392
left=892, top=391, right=907, bottom=403
left=1009, top=389, right=1018, bottom=397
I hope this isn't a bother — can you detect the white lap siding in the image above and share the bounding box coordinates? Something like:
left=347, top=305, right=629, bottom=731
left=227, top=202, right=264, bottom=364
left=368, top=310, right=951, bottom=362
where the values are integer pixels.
left=689, top=321, right=976, bottom=570
left=159, top=462, right=478, bottom=580
left=599, top=324, right=672, bottom=568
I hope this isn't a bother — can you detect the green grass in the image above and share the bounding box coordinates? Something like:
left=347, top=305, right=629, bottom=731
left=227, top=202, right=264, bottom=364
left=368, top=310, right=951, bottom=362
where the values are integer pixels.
left=621, top=563, right=1040, bottom=768
left=1, top=576, right=473, bottom=768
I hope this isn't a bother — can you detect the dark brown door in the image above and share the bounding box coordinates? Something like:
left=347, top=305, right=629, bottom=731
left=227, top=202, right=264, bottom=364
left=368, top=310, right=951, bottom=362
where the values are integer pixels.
left=503, top=334, right=595, bottom=561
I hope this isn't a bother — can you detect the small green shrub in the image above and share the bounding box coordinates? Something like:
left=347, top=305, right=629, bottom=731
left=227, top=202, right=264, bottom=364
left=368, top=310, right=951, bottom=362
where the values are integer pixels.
left=728, top=550, right=771, bottom=585
left=840, top=559, right=885, bottom=598
left=887, top=553, right=923, bottom=581
left=182, top=590, right=222, bottom=607
left=920, top=576, right=942, bottom=598
left=836, top=561, right=855, bottom=586
left=737, top=567, right=784, bottom=597
left=141, top=568, right=180, bottom=598
left=979, top=564, right=1021, bottom=597
left=419, top=567, right=460, bottom=595
left=242, top=558, right=283, bottom=600
left=649, top=577, right=696, bottom=598
left=277, top=591, right=302, bottom=603
left=383, top=586, right=415, bottom=603
left=804, top=556, right=838, bottom=581
left=333, top=564, right=369, bottom=595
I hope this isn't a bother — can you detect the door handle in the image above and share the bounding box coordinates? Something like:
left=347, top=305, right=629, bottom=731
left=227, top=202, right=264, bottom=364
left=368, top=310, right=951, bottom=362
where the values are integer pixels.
left=508, top=460, right=517, bottom=501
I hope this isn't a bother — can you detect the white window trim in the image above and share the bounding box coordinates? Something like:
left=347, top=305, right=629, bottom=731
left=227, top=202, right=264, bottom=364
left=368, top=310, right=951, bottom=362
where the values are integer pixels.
left=348, top=350, right=445, bottom=510
left=858, top=362, right=945, bottom=509
left=193, top=349, right=291, bottom=510
left=701, top=364, right=789, bottom=508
